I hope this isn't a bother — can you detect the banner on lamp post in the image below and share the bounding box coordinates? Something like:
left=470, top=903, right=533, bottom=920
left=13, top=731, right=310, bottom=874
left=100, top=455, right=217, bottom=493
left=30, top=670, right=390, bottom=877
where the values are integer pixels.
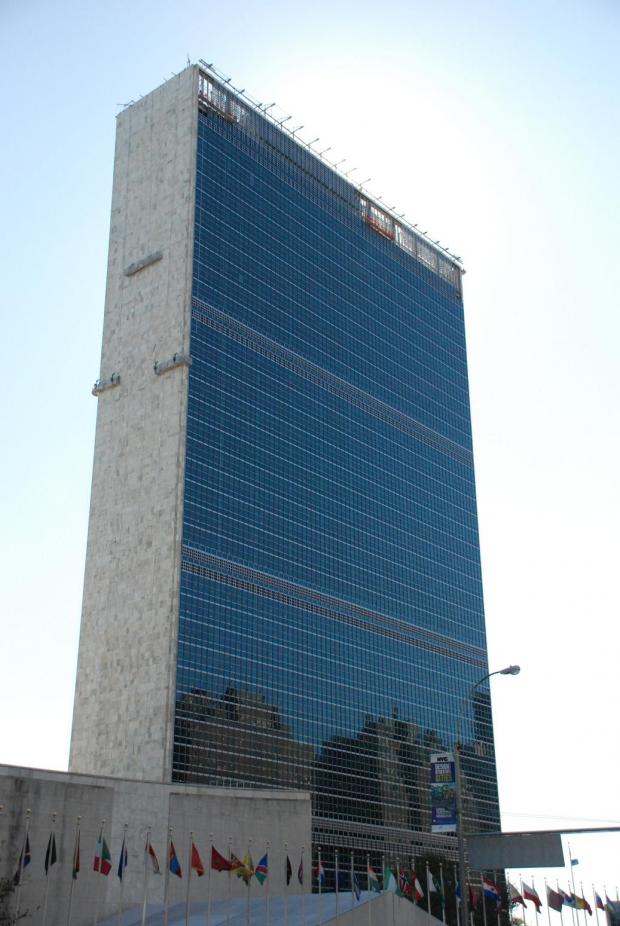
left=430, top=752, right=457, bottom=833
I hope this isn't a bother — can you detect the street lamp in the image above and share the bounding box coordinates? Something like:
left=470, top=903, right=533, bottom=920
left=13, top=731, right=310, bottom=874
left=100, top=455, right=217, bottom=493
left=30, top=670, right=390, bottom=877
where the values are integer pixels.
left=455, top=666, right=520, bottom=926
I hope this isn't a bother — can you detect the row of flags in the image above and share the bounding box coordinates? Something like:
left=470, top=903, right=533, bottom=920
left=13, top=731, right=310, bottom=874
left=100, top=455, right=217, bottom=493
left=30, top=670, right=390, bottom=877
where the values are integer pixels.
left=11, top=824, right=306, bottom=888
left=9, top=819, right=620, bottom=926
left=508, top=880, right=619, bottom=917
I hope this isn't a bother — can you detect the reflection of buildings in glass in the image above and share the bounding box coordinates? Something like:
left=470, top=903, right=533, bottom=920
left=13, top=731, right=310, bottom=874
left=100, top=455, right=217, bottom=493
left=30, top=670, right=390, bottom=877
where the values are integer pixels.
left=174, top=687, right=314, bottom=790
left=459, top=689, right=498, bottom=832
left=315, top=713, right=430, bottom=833
left=69, top=63, right=502, bottom=856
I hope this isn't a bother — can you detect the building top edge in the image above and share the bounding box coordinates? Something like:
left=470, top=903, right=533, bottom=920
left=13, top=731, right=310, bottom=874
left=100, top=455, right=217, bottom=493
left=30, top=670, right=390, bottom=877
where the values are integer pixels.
left=0, top=763, right=310, bottom=800
left=196, top=62, right=465, bottom=278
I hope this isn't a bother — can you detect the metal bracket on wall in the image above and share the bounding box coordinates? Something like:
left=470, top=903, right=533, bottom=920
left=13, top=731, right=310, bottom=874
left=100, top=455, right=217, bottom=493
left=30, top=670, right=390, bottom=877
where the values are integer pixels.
left=123, top=250, right=163, bottom=277
left=92, top=373, right=121, bottom=396
left=154, top=353, right=192, bottom=376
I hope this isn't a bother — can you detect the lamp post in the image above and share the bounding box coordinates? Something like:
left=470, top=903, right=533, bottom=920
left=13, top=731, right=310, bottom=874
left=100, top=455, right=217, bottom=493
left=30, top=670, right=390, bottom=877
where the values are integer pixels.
left=455, top=665, right=520, bottom=926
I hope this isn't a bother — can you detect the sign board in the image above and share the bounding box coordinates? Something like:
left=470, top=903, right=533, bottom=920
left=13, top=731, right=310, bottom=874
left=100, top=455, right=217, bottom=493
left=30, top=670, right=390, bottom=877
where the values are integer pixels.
left=467, top=833, right=565, bottom=870
left=430, top=751, right=456, bottom=833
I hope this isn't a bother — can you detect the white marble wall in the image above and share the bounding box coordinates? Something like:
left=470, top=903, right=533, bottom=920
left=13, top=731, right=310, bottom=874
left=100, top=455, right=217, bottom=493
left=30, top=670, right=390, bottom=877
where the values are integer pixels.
left=69, top=66, right=199, bottom=780
left=0, top=765, right=311, bottom=926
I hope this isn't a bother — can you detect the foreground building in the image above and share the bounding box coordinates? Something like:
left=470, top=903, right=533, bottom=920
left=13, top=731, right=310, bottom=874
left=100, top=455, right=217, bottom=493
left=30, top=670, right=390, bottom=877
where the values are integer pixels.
left=70, top=64, right=500, bottom=859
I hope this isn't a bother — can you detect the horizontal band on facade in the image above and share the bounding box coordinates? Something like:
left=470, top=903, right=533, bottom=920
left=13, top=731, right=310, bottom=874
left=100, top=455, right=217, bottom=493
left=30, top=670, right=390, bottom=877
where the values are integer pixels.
left=191, top=297, right=474, bottom=467
left=181, top=546, right=487, bottom=668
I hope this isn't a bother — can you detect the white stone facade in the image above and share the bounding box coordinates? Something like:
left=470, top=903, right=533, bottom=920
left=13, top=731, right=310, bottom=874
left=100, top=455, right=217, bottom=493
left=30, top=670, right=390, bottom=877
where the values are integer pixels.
left=0, top=764, right=311, bottom=926
left=69, top=66, right=200, bottom=780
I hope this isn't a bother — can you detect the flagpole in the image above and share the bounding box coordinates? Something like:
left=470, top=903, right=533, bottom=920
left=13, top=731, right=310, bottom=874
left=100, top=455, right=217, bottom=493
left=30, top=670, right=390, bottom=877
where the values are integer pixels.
left=545, top=879, right=552, bottom=926
left=481, top=874, right=488, bottom=926
left=94, top=818, right=107, bottom=926
left=42, top=811, right=57, bottom=926
left=580, top=884, right=587, bottom=926
left=335, top=849, right=340, bottom=917
left=14, top=806, right=31, bottom=924
left=350, top=850, right=355, bottom=912
left=366, top=854, right=372, bottom=926
left=533, top=878, right=540, bottom=926
left=246, top=838, right=252, bottom=926
left=592, top=885, right=600, bottom=926
left=207, top=833, right=213, bottom=926
left=164, top=826, right=173, bottom=926
left=318, top=846, right=323, bottom=926
left=454, top=863, right=460, bottom=926
left=427, top=862, right=431, bottom=916
left=266, top=840, right=271, bottom=926
left=117, top=823, right=128, bottom=926
left=67, top=816, right=81, bottom=926
left=185, top=830, right=194, bottom=926
left=227, top=837, right=232, bottom=926
left=301, top=846, right=306, bottom=926
left=141, top=828, right=151, bottom=926
left=440, top=863, right=446, bottom=925
left=568, top=845, right=578, bottom=926
left=284, top=842, right=289, bottom=926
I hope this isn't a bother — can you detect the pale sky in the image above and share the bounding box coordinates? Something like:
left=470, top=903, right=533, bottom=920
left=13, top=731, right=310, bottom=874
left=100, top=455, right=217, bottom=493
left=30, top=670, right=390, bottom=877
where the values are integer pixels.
left=1, top=0, right=618, bottom=903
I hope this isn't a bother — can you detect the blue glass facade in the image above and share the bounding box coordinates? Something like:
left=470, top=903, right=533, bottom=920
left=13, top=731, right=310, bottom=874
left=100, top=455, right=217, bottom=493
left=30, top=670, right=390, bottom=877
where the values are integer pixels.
left=173, top=82, right=500, bottom=854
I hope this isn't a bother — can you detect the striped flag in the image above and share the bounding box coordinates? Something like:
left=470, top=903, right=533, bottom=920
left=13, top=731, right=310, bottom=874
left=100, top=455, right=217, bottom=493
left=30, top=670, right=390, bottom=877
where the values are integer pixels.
left=255, top=854, right=268, bottom=885
left=146, top=837, right=160, bottom=874
left=169, top=841, right=182, bottom=878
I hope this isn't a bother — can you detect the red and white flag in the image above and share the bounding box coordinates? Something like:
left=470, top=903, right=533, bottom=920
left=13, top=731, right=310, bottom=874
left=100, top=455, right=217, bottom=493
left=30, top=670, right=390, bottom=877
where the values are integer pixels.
left=523, top=882, right=542, bottom=912
left=145, top=837, right=160, bottom=874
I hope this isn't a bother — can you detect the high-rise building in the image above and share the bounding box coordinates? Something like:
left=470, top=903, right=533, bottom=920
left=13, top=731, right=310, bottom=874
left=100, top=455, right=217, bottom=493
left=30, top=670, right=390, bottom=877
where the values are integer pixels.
left=70, top=64, right=500, bottom=857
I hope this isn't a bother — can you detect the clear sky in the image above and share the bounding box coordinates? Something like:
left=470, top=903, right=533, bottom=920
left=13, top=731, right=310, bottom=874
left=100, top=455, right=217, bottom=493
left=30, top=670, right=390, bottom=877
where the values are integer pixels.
left=1, top=0, right=618, bottom=904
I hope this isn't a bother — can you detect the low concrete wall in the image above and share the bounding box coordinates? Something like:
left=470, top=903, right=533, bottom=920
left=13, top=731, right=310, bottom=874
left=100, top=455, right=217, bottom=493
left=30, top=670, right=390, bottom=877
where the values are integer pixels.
left=0, top=765, right=311, bottom=926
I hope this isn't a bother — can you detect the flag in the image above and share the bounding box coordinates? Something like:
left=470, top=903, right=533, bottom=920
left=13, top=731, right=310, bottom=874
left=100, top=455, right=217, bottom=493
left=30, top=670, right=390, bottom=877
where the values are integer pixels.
left=559, top=889, right=576, bottom=909
left=469, top=885, right=479, bottom=909
left=230, top=853, right=244, bottom=876
left=523, top=883, right=542, bottom=912
left=236, top=853, right=253, bottom=885
left=508, top=882, right=526, bottom=907
left=286, top=856, right=292, bottom=886
left=595, top=893, right=605, bottom=911
left=315, top=860, right=326, bottom=888
left=191, top=844, right=205, bottom=877
left=146, top=838, right=160, bottom=874
left=412, top=870, right=424, bottom=902
left=397, top=868, right=414, bottom=902
left=571, top=859, right=579, bottom=866
left=169, top=841, right=182, bottom=878
left=384, top=866, right=397, bottom=893
left=353, top=873, right=361, bottom=901
left=211, top=847, right=232, bottom=872
left=45, top=833, right=57, bottom=875
left=367, top=864, right=381, bottom=893
left=429, top=870, right=444, bottom=904
left=483, top=878, right=501, bottom=906
left=255, top=854, right=268, bottom=885
left=117, top=836, right=128, bottom=881
left=13, top=835, right=31, bottom=885
left=94, top=831, right=112, bottom=876
left=575, top=895, right=592, bottom=915
left=546, top=886, right=564, bottom=912
left=297, top=856, right=304, bottom=886
left=72, top=829, right=81, bottom=880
